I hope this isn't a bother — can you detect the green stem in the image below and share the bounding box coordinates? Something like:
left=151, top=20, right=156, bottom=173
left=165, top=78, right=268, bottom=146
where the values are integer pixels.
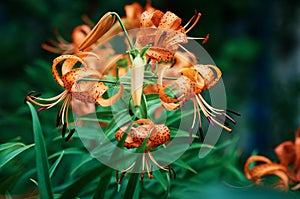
left=79, top=75, right=178, bottom=84
left=110, top=12, right=134, bottom=50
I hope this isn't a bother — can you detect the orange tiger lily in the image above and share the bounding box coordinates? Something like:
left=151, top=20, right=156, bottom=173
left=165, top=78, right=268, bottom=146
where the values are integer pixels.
left=244, top=156, right=289, bottom=191
left=244, top=126, right=300, bottom=191
left=158, top=64, right=238, bottom=141
left=274, top=128, right=300, bottom=190
left=136, top=10, right=209, bottom=62
left=115, top=119, right=174, bottom=182
left=26, top=53, right=123, bottom=140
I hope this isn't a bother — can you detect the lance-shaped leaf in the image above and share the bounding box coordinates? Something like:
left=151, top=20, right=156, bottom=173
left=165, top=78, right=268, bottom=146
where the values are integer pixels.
left=27, top=101, right=54, bottom=199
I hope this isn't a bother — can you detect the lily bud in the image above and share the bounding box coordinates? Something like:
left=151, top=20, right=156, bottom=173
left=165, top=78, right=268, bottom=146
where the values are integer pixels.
left=131, top=55, right=145, bottom=106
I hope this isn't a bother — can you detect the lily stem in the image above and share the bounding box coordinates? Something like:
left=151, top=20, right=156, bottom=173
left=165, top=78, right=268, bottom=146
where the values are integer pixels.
left=79, top=75, right=178, bottom=84
left=110, top=12, right=134, bottom=50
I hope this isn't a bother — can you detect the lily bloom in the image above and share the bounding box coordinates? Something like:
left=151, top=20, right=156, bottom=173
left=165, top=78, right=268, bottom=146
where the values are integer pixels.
left=26, top=53, right=124, bottom=140
left=244, top=156, right=289, bottom=191
left=115, top=119, right=174, bottom=182
left=245, top=126, right=300, bottom=191
left=136, top=10, right=209, bottom=62
left=158, top=64, right=238, bottom=141
left=274, top=126, right=300, bottom=190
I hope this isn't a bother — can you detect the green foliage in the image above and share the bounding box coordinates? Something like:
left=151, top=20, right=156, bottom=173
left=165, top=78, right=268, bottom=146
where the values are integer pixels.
left=27, top=101, right=54, bottom=198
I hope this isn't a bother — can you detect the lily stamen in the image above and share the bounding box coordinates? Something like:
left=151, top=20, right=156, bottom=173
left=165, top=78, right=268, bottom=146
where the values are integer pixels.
left=185, top=12, right=202, bottom=33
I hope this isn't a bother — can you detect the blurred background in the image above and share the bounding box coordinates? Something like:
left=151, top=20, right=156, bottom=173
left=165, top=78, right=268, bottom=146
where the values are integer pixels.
left=0, top=0, right=299, bottom=169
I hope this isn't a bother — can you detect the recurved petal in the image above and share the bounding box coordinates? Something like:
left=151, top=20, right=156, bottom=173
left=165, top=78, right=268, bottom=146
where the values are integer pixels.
left=180, top=68, right=205, bottom=93
left=158, top=85, right=179, bottom=103
left=62, top=67, right=102, bottom=91
left=52, top=55, right=88, bottom=88
left=147, top=47, right=175, bottom=62
left=160, top=100, right=181, bottom=111
left=61, top=52, right=99, bottom=75
left=294, top=130, right=300, bottom=170
left=96, top=83, right=124, bottom=107
left=247, top=163, right=288, bottom=181
left=244, top=155, right=273, bottom=180
left=244, top=155, right=289, bottom=190
left=271, top=170, right=290, bottom=191
left=140, top=10, right=164, bottom=28
left=158, top=11, right=182, bottom=30
left=133, top=118, right=153, bottom=125
left=274, top=141, right=295, bottom=167
left=194, top=64, right=222, bottom=89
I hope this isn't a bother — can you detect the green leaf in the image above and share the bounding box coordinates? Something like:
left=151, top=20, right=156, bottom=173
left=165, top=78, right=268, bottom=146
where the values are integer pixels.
left=49, top=150, right=64, bottom=178
left=0, top=143, right=34, bottom=169
left=124, top=173, right=140, bottom=199
left=70, top=156, right=94, bottom=175
left=152, top=170, right=168, bottom=191
left=27, top=101, right=54, bottom=199
left=0, top=142, right=26, bottom=152
left=60, top=164, right=109, bottom=199
left=139, top=93, right=148, bottom=118
left=173, top=159, right=197, bottom=174
left=92, top=167, right=114, bottom=199
left=48, top=147, right=85, bottom=159
left=140, top=44, right=151, bottom=57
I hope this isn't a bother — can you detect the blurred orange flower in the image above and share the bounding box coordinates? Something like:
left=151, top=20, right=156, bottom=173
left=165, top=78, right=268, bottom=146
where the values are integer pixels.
left=244, top=126, right=300, bottom=191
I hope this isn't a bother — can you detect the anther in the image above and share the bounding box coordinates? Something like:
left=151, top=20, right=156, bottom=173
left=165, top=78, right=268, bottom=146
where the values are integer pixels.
left=65, top=128, right=75, bottom=141
left=61, top=123, right=66, bottom=138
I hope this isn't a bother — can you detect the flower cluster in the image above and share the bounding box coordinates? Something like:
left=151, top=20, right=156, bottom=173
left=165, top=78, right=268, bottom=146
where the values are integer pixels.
left=26, top=1, right=238, bottom=182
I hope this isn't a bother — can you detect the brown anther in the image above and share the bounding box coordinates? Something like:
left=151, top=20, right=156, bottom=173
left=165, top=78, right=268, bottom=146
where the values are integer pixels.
left=119, top=172, right=126, bottom=184
left=116, top=170, right=119, bottom=183
left=168, top=165, right=176, bottom=179
left=61, top=123, right=66, bottom=138
left=148, top=171, right=153, bottom=179
left=202, top=34, right=210, bottom=44
left=56, top=112, right=62, bottom=127
left=37, top=106, right=48, bottom=113
left=199, top=127, right=204, bottom=143
left=226, top=109, right=241, bottom=116
left=65, top=128, right=75, bottom=141
left=141, top=172, right=145, bottom=185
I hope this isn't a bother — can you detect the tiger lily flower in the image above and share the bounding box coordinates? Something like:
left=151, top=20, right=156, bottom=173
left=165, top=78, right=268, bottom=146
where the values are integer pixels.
left=136, top=10, right=209, bottom=62
left=274, top=126, right=300, bottom=190
left=244, top=126, right=300, bottom=191
left=244, top=155, right=289, bottom=191
left=26, top=53, right=124, bottom=140
left=115, top=119, right=174, bottom=183
left=158, top=64, right=238, bottom=142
